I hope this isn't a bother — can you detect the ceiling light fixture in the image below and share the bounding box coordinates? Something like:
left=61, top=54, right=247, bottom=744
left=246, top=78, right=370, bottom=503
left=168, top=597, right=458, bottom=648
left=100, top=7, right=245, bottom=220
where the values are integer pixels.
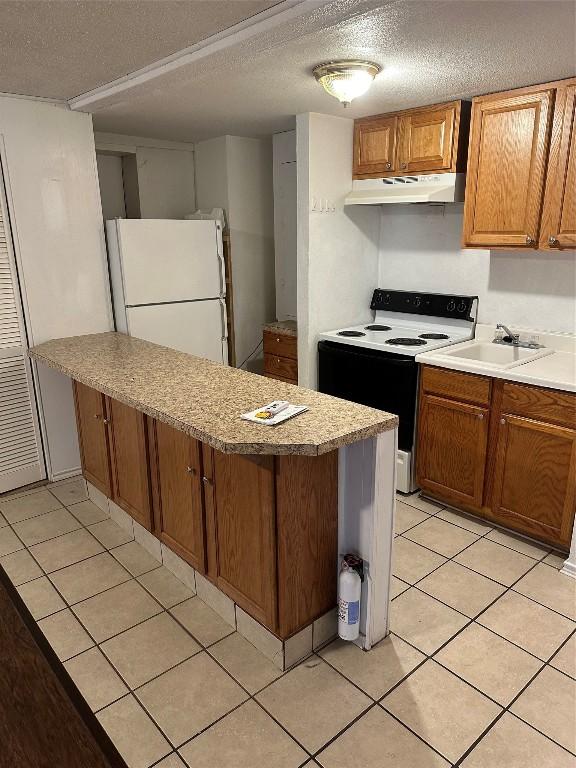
left=313, top=60, right=381, bottom=107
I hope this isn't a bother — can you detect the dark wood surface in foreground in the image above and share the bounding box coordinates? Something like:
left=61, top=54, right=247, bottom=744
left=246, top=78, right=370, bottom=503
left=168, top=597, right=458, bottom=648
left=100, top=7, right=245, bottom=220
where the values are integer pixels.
left=0, top=567, right=124, bottom=768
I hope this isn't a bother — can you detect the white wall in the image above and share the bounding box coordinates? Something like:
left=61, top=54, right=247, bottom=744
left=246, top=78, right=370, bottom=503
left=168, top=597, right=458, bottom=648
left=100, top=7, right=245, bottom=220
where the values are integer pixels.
left=378, top=206, right=576, bottom=334
left=0, top=96, right=112, bottom=479
left=273, top=130, right=297, bottom=321
left=195, top=135, right=275, bottom=371
left=296, top=113, right=380, bottom=389
left=95, top=133, right=195, bottom=220
left=96, top=154, right=126, bottom=219
left=136, top=147, right=195, bottom=219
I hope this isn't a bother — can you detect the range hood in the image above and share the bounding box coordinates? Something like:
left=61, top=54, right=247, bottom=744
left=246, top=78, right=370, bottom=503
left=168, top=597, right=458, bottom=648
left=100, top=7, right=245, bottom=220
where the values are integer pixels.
left=345, top=173, right=465, bottom=205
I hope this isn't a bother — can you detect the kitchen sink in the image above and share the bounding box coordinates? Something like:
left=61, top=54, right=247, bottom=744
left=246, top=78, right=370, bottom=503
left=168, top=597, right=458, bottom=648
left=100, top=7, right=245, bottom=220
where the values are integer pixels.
left=442, top=342, right=554, bottom=369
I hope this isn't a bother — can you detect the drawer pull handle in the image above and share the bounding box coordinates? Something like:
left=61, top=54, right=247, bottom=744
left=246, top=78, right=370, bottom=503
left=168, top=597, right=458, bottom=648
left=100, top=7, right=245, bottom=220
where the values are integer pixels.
left=548, top=235, right=558, bottom=246
left=202, top=476, right=213, bottom=486
left=500, top=418, right=506, bottom=425
left=477, top=413, right=484, bottom=420
left=186, top=466, right=197, bottom=476
left=385, top=162, right=392, bottom=169
left=102, top=418, right=110, bottom=425
left=276, top=337, right=281, bottom=342
left=525, top=235, right=535, bottom=245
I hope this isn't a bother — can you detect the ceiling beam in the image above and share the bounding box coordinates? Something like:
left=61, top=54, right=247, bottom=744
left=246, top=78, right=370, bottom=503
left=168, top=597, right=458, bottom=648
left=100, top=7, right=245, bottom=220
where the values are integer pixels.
left=68, top=0, right=329, bottom=111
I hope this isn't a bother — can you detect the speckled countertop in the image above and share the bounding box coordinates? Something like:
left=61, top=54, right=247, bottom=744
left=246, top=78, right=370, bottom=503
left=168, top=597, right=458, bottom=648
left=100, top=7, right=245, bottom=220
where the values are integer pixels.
left=263, top=320, right=297, bottom=337
left=30, top=333, right=397, bottom=456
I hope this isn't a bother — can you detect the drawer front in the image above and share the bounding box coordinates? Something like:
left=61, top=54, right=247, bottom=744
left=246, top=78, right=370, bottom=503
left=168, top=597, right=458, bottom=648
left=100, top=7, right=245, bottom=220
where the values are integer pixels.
left=501, top=382, right=576, bottom=429
left=263, top=330, right=297, bottom=360
left=264, top=353, right=297, bottom=381
left=421, top=365, right=491, bottom=406
left=264, top=372, right=298, bottom=385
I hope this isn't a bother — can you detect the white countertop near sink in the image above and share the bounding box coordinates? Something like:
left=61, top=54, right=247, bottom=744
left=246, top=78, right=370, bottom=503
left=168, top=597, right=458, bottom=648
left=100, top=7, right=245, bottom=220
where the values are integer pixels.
left=416, top=324, right=576, bottom=393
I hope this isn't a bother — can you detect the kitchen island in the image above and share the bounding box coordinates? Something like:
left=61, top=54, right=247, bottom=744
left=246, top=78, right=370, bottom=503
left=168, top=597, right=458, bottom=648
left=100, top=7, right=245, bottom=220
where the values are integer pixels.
left=30, top=332, right=398, bottom=668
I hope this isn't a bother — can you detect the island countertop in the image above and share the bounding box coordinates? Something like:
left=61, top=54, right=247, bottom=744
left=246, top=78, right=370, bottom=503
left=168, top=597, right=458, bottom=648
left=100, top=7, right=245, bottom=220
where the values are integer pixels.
left=30, top=332, right=398, bottom=456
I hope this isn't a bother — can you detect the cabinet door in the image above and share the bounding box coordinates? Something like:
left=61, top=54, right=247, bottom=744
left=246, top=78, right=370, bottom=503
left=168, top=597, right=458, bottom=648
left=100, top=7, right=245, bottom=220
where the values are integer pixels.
left=106, top=397, right=152, bottom=529
left=397, top=105, right=456, bottom=173
left=463, top=89, right=553, bottom=248
left=151, top=419, right=206, bottom=571
left=211, top=452, right=277, bottom=630
left=491, top=414, right=576, bottom=548
left=540, top=84, right=576, bottom=249
left=72, top=381, right=111, bottom=496
left=353, top=116, right=398, bottom=177
left=416, top=393, right=489, bottom=510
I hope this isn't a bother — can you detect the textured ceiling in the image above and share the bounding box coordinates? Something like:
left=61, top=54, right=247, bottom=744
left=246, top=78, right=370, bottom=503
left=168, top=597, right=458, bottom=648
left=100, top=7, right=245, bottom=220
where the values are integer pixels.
left=85, top=0, right=576, bottom=142
left=0, top=0, right=281, bottom=99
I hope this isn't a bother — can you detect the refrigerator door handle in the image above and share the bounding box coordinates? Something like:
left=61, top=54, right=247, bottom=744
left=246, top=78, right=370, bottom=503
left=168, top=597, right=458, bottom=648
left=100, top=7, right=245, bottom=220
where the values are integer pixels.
left=219, top=297, right=229, bottom=365
left=219, top=297, right=228, bottom=340
left=216, top=225, right=226, bottom=296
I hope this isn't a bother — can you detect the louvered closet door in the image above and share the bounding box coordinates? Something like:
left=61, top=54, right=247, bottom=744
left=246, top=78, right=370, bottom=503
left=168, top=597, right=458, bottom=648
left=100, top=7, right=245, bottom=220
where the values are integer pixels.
left=0, top=162, right=45, bottom=492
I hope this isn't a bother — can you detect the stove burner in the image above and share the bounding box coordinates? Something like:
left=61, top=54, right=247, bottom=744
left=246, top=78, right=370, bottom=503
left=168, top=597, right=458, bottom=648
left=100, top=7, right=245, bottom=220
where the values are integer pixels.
left=419, top=333, right=450, bottom=340
left=387, top=337, right=428, bottom=346
left=337, top=330, right=366, bottom=337
left=365, top=324, right=392, bottom=331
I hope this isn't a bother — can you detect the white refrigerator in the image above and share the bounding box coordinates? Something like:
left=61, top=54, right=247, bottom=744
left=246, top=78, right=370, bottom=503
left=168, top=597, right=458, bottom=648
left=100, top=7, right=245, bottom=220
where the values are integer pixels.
left=106, top=219, right=228, bottom=364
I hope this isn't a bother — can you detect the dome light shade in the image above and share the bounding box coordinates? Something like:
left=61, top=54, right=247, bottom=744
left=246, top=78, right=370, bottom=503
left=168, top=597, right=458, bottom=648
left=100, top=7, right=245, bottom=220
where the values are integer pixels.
left=313, top=60, right=381, bottom=106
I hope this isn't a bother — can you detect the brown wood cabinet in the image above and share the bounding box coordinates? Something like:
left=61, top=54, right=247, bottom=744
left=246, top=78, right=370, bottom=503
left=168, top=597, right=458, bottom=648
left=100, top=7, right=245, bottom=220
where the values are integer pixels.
left=73, top=381, right=111, bottom=497
left=106, top=397, right=153, bottom=530
left=540, top=83, right=576, bottom=249
left=353, top=100, right=469, bottom=179
left=73, top=382, right=338, bottom=638
left=353, top=115, right=398, bottom=176
left=417, top=393, right=489, bottom=510
left=263, top=328, right=298, bottom=384
left=210, top=451, right=278, bottom=629
left=202, top=447, right=338, bottom=636
left=416, top=366, right=576, bottom=549
left=491, top=414, right=576, bottom=546
left=148, top=419, right=206, bottom=571
left=462, top=77, right=576, bottom=249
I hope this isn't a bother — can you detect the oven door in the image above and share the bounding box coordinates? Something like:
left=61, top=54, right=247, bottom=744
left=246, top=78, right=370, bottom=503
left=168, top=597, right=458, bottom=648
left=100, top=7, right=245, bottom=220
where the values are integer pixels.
left=318, top=340, right=418, bottom=452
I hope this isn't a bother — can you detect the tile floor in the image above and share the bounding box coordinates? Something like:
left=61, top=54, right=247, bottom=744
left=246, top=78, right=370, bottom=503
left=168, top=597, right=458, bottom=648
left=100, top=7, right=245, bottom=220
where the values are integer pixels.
left=1, top=478, right=575, bottom=767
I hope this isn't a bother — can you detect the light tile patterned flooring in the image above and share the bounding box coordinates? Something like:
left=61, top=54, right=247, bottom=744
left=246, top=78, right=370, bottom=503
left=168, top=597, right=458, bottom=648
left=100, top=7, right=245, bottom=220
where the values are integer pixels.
left=1, top=478, right=575, bottom=767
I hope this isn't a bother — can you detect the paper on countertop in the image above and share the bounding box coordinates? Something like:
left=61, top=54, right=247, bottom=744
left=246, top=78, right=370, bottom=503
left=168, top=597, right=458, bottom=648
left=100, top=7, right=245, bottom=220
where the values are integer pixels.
left=241, top=403, right=309, bottom=426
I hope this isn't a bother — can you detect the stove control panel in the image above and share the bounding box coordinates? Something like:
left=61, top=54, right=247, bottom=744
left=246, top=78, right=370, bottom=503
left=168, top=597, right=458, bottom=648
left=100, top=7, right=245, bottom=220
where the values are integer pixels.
left=370, top=289, right=477, bottom=321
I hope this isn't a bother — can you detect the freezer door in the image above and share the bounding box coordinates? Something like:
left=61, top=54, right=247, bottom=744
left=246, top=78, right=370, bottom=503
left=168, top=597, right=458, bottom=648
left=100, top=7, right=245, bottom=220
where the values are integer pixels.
left=111, top=219, right=224, bottom=305
left=126, top=300, right=228, bottom=364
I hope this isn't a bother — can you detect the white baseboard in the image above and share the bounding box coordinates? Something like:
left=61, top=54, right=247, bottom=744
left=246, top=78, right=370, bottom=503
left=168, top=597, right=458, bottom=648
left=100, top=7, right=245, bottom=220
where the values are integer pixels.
left=50, top=466, right=82, bottom=483
left=560, top=560, right=576, bottom=580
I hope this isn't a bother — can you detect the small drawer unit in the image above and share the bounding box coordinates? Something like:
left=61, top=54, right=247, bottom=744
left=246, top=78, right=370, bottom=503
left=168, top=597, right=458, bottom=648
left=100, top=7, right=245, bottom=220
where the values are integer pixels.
left=263, top=325, right=298, bottom=384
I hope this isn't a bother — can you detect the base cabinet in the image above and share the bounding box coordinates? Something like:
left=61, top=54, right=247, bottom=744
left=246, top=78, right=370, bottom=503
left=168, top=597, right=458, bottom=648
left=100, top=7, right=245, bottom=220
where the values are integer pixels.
left=417, top=393, right=488, bottom=510
left=416, top=366, right=576, bottom=549
left=148, top=419, right=206, bottom=572
left=492, top=414, right=576, bottom=545
left=210, top=452, right=278, bottom=629
left=106, top=397, right=153, bottom=530
left=73, top=381, right=111, bottom=497
left=74, top=382, right=338, bottom=638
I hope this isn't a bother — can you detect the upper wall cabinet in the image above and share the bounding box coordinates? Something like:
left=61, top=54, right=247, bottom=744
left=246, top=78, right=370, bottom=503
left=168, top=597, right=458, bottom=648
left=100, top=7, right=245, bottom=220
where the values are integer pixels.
left=353, top=115, right=398, bottom=176
left=462, top=77, right=576, bottom=250
left=353, top=101, right=469, bottom=179
left=539, top=83, right=576, bottom=249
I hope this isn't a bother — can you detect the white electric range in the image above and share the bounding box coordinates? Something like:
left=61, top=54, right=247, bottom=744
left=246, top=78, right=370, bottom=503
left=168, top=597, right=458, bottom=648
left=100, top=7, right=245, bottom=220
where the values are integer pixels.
left=318, top=289, right=478, bottom=492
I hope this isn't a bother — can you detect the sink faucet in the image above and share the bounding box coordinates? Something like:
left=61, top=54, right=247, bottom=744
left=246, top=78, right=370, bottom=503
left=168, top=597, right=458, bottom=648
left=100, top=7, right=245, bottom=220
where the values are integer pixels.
left=496, top=324, right=520, bottom=345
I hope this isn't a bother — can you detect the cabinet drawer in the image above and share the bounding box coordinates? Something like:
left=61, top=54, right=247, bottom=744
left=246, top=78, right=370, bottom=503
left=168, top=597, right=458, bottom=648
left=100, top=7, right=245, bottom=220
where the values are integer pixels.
left=263, top=330, right=297, bottom=360
left=264, top=353, right=297, bottom=381
left=421, top=365, right=491, bottom=406
left=501, top=382, right=576, bottom=429
left=264, top=372, right=298, bottom=385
